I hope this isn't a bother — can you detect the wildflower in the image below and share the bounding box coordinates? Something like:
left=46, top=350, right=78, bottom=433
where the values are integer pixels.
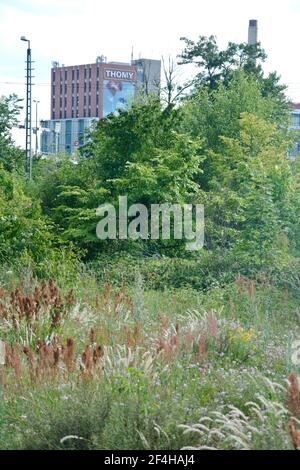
left=62, top=338, right=76, bottom=372
left=288, top=421, right=300, bottom=450
left=287, top=373, right=300, bottom=419
left=229, top=326, right=257, bottom=344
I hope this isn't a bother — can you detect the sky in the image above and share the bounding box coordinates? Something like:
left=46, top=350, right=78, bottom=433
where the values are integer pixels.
left=1, top=0, right=300, bottom=148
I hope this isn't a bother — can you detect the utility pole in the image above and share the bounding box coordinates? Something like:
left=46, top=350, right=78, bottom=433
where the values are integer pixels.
left=20, top=36, right=33, bottom=180
left=33, top=99, right=40, bottom=154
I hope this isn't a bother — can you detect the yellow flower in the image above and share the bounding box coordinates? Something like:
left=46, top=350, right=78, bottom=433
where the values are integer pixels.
left=229, top=326, right=256, bottom=344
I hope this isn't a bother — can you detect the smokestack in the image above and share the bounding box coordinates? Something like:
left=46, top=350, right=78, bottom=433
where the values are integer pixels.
left=248, top=19, right=258, bottom=45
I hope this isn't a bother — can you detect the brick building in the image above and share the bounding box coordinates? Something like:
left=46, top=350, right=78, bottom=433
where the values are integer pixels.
left=41, top=56, right=161, bottom=154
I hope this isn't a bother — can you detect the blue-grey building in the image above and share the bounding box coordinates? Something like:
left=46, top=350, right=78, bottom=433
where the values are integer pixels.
left=289, top=103, right=300, bottom=158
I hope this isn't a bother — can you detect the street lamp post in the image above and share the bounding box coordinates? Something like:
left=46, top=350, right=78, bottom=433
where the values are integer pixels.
left=33, top=99, right=40, bottom=154
left=20, top=36, right=33, bottom=180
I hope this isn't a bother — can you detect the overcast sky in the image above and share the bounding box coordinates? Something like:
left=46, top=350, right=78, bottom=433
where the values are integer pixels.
left=1, top=0, right=300, bottom=147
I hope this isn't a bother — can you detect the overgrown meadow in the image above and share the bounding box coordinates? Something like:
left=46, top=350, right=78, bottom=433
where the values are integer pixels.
left=1, top=36, right=300, bottom=450
left=0, top=268, right=300, bottom=450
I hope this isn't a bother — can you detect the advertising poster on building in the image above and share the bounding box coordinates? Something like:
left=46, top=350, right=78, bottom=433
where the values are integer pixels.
left=103, top=76, right=135, bottom=117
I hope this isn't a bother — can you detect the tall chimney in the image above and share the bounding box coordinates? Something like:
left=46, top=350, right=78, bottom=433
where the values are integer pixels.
left=248, top=19, right=258, bottom=45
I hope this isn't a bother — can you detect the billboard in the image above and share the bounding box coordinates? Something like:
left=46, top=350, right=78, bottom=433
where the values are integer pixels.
left=103, top=75, right=135, bottom=117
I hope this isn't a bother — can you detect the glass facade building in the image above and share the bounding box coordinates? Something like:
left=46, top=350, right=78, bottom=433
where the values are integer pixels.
left=289, top=104, right=300, bottom=159
left=40, top=118, right=95, bottom=154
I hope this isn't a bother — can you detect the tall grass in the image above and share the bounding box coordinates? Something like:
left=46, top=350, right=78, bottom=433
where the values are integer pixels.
left=0, top=271, right=299, bottom=449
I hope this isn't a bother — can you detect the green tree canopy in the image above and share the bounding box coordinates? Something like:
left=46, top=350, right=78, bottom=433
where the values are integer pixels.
left=178, top=35, right=287, bottom=103
left=0, top=94, right=25, bottom=173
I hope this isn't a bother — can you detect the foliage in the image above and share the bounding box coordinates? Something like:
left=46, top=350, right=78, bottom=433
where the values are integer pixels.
left=33, top=99, right=204, bottom=257
left=179, top=35, right=287, bottom=102
left=202, top=112, right=295, bottom=268
left=31, top=74, right=297, bottom=274
left=0, top=167, right=54, bottom=264
left=0, top=94, right=24, bottom=173
left=0, top=31, right=300, bottom=451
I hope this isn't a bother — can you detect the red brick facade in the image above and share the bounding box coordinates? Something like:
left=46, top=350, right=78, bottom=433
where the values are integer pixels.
left=51, top=61, right=138, bottom=120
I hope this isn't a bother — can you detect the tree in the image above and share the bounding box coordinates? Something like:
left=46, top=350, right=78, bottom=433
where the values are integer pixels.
left=39, top=99, right=203, bottom=257
left=0, top=167, right=53, bottom=264
left=160, top=56, right=194, bottom=106
left=178, top=35, right=286, bottom=101
left=199, top=112, right=295, bottom=271
left=81, top=98, right=182, bottom=185
left=0, top=94, right=25, bottom=172
left=181, top=71, right=290, bottom=190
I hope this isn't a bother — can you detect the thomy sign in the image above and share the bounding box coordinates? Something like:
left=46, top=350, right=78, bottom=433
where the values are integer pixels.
left=104, top=69, right=135, bottom=81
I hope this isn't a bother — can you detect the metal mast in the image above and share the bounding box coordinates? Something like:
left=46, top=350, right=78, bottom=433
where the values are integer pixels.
left=21, top=36, right=33, bottom=180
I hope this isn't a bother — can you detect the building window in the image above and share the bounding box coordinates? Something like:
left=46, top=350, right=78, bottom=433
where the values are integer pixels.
left=65, top=120, right=72, bottom=153
left=72, top=69, right=74, bottom=80
left=64, top=84, right=67, bottom=94
left=77, top=69, right=79, bottom=80
left=77, top=83, right=79, bottom=93
left=84, top=68, right=87, bottom=79
left=89, top=67, right=92, bottom=78
left=84, top=82, right=87, bottom=92
left=84, top=95, right=86, bottom=105
left=60, top=97, right=62, bottom=107
left=72, top=83, right=74, bottom=93
left=89, top=82, right=91, bottom=92
left=97, top=67, right=99, bottom=78
left=88, top=95, right=91, bottom=106
left=78, top=119, right=84, bottom=145
left=65, top=70, right=67, bottom=81
left=60, top=110, right=62, bottom=119
left=60, top=84, right=62, bottom=94
left=291, top=113, right=300, bottom=127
